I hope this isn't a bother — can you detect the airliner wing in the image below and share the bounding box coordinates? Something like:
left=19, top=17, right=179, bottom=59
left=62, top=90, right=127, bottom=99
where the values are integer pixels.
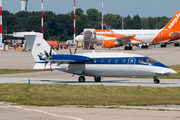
left=116, top=36, right=134, bottom=44
left=169, top=32, right=180, bottom=36
left=116, top=36, right=134, bottom=41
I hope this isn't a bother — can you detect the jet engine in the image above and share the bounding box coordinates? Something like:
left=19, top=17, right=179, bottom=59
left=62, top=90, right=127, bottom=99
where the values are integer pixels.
left=102, top=40, right=122, bottom=48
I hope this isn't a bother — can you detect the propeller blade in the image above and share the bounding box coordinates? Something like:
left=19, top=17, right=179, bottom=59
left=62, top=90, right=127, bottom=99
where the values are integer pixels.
left=49, top=45, right=52, bottom=56
left=44, top=51, right=49, bottom=58
left=50, top=61, right=53, bottom=72
left=74, top=47, right=77, bottom=54
left=69, top=48, right=72, bottom=55
left=44, top=61, right=48, bottom=68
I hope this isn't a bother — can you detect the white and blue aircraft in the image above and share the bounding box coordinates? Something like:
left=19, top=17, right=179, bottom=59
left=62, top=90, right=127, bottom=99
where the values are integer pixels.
left=12, top=32, right=177, bottom=84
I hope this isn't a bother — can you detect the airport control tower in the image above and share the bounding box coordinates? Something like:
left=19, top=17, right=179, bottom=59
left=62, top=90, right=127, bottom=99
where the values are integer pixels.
left=21, top=0, right=28, bottom=12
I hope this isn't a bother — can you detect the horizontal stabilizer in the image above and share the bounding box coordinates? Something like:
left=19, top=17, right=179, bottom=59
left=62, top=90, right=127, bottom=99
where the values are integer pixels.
left=169, top=32, right=180, bottom=36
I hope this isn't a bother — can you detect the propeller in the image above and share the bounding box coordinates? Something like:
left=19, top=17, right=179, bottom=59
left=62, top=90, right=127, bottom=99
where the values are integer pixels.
left=69, top=48, right=72, bottom=55
left=69, top=46, right=78, bottom=55
left=44, top=46, right=53, bottom=71
left=74, top=47, right=78, bottom=54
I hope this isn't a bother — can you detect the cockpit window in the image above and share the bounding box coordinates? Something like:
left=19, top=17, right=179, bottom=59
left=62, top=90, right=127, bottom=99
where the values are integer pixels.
left=139, top=58, right=158, bottom=64
left=80, top=33, right=84, bottom=35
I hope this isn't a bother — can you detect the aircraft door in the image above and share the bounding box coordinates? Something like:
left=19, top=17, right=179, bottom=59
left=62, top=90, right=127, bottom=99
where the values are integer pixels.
left=128, top=58, right=136, bottom=67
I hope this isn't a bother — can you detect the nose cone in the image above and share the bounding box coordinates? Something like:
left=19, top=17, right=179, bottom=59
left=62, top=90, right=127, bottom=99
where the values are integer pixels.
left=169, top=69, right=177, bottom=75
left=75, top=35, right=82, bottom=42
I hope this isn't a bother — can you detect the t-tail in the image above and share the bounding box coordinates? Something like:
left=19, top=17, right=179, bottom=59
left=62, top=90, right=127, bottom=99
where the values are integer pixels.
left=12, top=32, right=56, bottom=69
left=163, top=10, right=180, bottom=31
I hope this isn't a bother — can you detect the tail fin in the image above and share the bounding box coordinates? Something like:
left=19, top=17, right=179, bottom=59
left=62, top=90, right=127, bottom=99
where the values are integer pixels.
left=12, top=32, right=56, bottom=69
left=163, top=10, right=180, bottom=30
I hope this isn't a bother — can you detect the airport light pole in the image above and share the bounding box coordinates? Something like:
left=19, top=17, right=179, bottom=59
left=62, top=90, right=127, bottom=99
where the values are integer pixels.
left=74, top=0, right=76, bottom=46
left=41, top=0, right=43, bottom=35
left=0, top=0, right=2, bottom=49
left=122, top=16, right=124, bottom=30
left=102, top=0, right=103, bottom=29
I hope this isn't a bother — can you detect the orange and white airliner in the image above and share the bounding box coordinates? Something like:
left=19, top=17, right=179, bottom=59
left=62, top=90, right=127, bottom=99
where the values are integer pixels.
left=75, top=10, right=180, bottom=50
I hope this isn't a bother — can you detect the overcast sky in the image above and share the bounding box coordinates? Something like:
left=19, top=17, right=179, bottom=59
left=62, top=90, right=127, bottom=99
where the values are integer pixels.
left=2, top=0, right=180, bottom=18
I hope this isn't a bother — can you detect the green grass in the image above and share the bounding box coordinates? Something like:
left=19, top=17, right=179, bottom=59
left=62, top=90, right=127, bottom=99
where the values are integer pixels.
left=0, top=69, right=46, bottom=74
left=0, top=84, right=180, bottom=106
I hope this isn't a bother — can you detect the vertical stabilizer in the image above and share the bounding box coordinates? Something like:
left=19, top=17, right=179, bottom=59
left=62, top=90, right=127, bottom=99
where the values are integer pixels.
left=12, top=32, right=56, bottom=69
left=163, top=10, right=180, bottom=31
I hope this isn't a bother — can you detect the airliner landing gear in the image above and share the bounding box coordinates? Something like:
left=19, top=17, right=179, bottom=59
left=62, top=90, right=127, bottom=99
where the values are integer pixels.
left=141, top=44, right=149, bottom=49
left=160, top=43, right=167, bottom=48
left=174, top=42, right=179, bottom=47
left=124, top=45, right=132, bottom=50
left=154, top=76, right=160, bottom=84
left=94, top=77, right=101, bottom=82
left=79, top=76, right=85, bottom=82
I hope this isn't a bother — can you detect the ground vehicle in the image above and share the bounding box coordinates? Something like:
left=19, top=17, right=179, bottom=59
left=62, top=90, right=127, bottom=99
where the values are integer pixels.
left=60, top=44, right=68, bottom=49
left=46, top=41, right=59, bottom=50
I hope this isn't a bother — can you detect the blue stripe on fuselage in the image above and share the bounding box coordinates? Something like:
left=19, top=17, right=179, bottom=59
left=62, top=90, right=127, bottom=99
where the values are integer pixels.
left=86, top=57, right=169, bottom=68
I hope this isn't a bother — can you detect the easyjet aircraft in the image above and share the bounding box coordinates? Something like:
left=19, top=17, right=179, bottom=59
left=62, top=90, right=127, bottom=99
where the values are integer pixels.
left=75, top=10, right=180, bottom=50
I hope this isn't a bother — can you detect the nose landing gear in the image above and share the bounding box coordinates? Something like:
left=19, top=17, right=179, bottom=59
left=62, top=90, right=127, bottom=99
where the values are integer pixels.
left=154, top=76, right=160, bottom=84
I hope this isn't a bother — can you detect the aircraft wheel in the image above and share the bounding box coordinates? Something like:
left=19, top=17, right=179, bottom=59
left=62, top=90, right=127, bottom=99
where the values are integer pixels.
left=94, top=77, right=101, bottom=82
left=79, top=76, right=85, bottom=82
left=176, top=43, right=179, bottom=46
left=145, top=45, right=148, bottom=49
left=141, top=45, right=145, bottom=49
left=124, top=46, right=128, bottom=50
left=129, top=46, right=132, bottom=50
left=154, top=79, right=160, bottom=84
left=164, top=43, right=167, bottom=47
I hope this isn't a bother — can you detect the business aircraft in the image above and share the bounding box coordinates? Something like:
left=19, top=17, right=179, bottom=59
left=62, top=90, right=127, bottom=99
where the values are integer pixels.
left=75, top=10, right=180, bottom=50
left=11, top=32, right=177, bottom=84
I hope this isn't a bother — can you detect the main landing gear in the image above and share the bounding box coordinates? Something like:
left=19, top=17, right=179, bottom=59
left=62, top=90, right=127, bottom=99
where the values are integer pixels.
left=160, top=43, right=167, bottom=48
left=78, top=76, right=102, bottom=82
left=154, top=76, right=160, bottom=84
left=174, top=42, right=179, bottom=47
left=94, top=77, right=101, bottom=82
left=78, top=76, right=85, bottom=82
left=124, top=45, right=132, bottom=50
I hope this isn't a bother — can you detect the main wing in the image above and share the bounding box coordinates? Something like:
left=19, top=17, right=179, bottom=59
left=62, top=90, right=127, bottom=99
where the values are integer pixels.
left=49, top=54, right=92, bottom=64
left=116, top=35, right=134, bottom=44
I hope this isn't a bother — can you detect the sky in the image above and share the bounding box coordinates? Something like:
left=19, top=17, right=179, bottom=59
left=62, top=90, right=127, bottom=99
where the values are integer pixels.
left=2, top=0, right=180, bottom=18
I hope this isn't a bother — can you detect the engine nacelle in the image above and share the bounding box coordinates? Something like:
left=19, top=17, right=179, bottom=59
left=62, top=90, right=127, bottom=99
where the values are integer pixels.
left=102, top=40, right=121, bottom=48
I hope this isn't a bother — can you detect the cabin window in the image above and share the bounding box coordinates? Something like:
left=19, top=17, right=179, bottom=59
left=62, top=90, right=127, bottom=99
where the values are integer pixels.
left=122, top=59, right=126, bottom=64
left=129, top=58, right=134, bottom=64
left=115, top=59, right=118, bottom=63
left=93, top=59, right=96, bottom=63
left=108, top=59, right=111, bottom=63
left=100, top=59, right=104, bottom=63
left=139, top=58, right=158, bottom=64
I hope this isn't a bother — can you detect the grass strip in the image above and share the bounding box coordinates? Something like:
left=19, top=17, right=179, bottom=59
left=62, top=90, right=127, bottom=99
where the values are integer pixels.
left=0, top=84, right=180, bottom=106
left=0, top=69, right=46, bottom=74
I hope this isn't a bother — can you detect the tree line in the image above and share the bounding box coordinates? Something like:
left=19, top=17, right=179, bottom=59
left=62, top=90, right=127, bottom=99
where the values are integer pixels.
left=2, top=8, right=171, bottom=41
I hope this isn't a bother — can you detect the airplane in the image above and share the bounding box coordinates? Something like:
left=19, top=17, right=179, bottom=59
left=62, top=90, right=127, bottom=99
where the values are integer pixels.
left=11, top=31, right=177, bottom=84
left=75, top=10, right=180, bottom=50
